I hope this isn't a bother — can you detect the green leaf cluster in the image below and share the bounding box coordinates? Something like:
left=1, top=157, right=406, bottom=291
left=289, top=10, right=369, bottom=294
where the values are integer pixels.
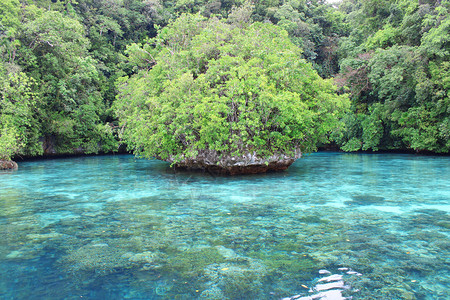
left=0, top=71, right=40, bottom=160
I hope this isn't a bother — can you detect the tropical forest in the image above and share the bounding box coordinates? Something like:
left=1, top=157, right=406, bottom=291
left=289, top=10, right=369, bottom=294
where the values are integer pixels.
left=1, top=0, right=449, bottom=165
left=0, top=0, right=449, bottom=299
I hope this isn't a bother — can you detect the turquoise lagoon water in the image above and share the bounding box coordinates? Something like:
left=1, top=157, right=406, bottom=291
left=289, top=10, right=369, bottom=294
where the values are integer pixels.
left=0, top=152, right=448, bottom=299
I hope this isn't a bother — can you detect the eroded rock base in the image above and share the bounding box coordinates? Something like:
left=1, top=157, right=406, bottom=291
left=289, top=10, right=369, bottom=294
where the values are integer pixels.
left=174, top=161, right=294, bottom=175
left=168, top=150, right=301, bottom=175
left=0, top=160, right=18, bottom=170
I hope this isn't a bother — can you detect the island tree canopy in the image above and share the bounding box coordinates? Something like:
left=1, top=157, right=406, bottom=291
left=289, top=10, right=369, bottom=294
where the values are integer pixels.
left=115, top=13, right=349, bottom=165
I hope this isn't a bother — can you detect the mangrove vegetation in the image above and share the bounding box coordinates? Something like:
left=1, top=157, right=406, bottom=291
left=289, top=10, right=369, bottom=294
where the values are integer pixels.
left=1, top=0, right=449, bottom=166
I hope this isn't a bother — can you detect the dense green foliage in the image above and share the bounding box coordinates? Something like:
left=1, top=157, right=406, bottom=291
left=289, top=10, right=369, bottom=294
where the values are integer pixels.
left=0, top=0, right=119, bottom=159
left=0, top=72, right=39, bottom=160
left=115, top=14, right=348, bottom=161
left=0, top=0, right=448, bottom=160
left=334, top=0, right=450, bottom=153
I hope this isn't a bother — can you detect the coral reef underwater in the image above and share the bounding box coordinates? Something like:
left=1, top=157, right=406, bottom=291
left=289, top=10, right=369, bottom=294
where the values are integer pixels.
left=0, top=153, right=448, bottom=299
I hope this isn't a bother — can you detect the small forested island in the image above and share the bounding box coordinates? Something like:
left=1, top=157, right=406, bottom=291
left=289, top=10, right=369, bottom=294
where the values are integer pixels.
left=114, top=14, right=348, bottom=174
left=0, top=0, right=449, bottom=172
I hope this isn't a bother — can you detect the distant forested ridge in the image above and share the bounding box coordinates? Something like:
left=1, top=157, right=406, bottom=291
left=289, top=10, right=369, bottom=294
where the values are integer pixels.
left=1, top=0, right=448, bottom=162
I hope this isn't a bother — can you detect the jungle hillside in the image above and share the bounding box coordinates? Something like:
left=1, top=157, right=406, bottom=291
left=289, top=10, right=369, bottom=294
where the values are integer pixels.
left=1, top=0, right=449, bottom=163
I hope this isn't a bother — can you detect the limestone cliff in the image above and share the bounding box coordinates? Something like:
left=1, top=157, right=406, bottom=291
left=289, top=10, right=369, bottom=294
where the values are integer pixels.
left=165, top=149, right=302, bottom=175
left=0, top=160, right=18, bottom=170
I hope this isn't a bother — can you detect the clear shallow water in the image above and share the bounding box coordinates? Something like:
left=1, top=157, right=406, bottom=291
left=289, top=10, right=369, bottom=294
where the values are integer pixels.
left=0, top=152, right=448, bottom=299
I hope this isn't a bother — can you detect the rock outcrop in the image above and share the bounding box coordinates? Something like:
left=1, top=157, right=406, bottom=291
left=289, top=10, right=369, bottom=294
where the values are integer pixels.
left=0, top=160, right=18, bottom=170
left=165, top=149, right=302, bottom=175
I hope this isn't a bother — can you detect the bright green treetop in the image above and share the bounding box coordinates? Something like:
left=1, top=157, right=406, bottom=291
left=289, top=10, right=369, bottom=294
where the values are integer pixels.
left=115, top=14, right=349, bottom=163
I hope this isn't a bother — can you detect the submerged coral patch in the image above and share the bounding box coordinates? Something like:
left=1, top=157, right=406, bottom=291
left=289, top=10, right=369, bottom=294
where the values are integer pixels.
left=0, top=153, right=448, bottom=299
left=346, top=194, right=386, bottom=206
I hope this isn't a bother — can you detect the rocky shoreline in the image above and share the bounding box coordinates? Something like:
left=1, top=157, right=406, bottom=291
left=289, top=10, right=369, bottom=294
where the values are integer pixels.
left=166, top=149, right=302, bottom=175
left=0, top=160, right=18, bottom=170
